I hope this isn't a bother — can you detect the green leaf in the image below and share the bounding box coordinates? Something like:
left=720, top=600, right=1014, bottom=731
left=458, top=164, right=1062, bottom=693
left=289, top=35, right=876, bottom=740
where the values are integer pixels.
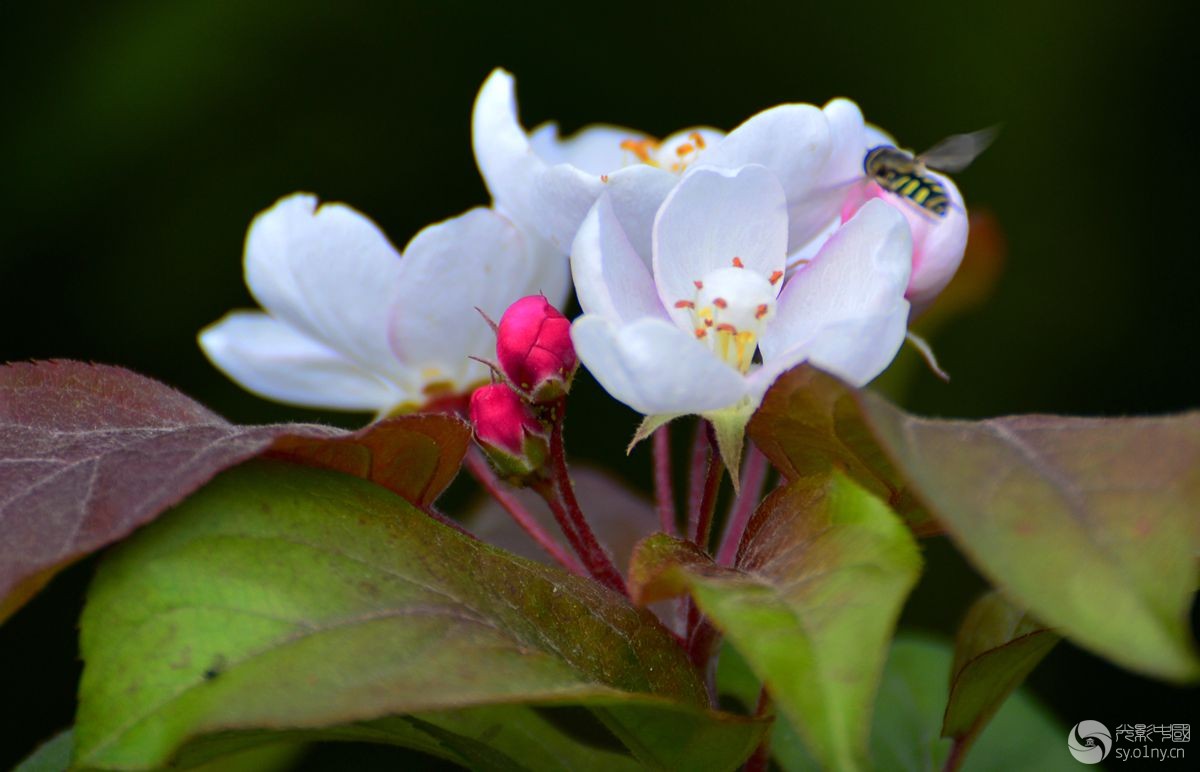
left=750, top=364, right=1200, bottom=683
left=765, top=635, right=1069, bottom=772
left=14, top=729, right=73, bottom=772
left=12, top=729, right=306, bottom=772
left=942, top=592, right=1061, bottom=768
left=629, top=471, right=922, bottom=771
left=76, top=460, right=764, bottom=771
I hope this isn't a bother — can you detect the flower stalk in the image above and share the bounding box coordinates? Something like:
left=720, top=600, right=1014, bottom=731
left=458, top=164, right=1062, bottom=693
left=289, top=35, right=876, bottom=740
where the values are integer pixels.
left=652, top=425, right=678, bottom=536
left=539, top=397, right=627, bottom=595
left=463, top=449, right=585, bottom=576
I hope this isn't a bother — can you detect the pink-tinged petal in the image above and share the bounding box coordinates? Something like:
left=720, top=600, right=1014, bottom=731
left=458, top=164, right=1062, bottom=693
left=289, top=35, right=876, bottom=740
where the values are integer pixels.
left=571, top=195, right=669, bottom=325
left=390, top=208, right=557, bottom=392
left=653, top=165, right=788, bottom=327
left=529, top=121, right=650, bottom=174
left=703, top=104, right=832, bottom=209
left=786, top=98, right=868, bottom=251
left=841, top=174, right=969, bottom=308
left=761, top=199, right=912, bottom=384
left=472, top=69, right=548, bottom=240
left=571, top=315, right=747, bottom=416
left=243, top=193, right=407, bottom=383
left=198, top=312, right=406, bottom=411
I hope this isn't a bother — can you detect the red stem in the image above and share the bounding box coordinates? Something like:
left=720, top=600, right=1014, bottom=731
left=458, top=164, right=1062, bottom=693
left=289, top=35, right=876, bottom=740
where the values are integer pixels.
left=686, top=420, right=710, bottom=536
left=692, top=423, right=723, bottom=551
left=716, top=443, right=769, bottom=567
left=545, top=399, right=628, bottom=595
left=464, top=450, right=585, bottom=576
left=743, top=687, right=773, bottom=772
left=652, top=424, right=678, bottom=536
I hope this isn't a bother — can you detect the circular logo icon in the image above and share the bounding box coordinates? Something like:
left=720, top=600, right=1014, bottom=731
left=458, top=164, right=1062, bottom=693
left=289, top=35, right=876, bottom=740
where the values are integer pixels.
left=1068, top=720, right=1113, bottom=764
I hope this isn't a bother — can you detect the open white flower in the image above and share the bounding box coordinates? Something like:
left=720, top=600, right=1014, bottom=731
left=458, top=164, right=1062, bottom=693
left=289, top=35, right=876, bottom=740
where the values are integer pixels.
left=570, top=165, right=912, bottom=465
left=472, top=69, right=867, bottom=261
left=474, top=69, right=969, bottom=313
left=199, top=194, right=568, bottom=415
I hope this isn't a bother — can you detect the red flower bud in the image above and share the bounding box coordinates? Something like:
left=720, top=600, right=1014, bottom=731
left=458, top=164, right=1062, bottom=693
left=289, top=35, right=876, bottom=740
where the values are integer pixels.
left=496, top=295, right=578, bottom=403
left=469, top=383, right=548, bottom=478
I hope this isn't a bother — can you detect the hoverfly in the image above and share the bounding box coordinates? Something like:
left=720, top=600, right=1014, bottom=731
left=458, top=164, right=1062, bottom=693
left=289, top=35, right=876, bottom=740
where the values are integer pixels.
left=863, top=126, right=997, bottom=218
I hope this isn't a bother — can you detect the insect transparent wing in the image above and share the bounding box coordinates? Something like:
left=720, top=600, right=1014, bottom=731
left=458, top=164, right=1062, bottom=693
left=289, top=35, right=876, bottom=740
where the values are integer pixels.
left=917, top=126, right=999, bottom=172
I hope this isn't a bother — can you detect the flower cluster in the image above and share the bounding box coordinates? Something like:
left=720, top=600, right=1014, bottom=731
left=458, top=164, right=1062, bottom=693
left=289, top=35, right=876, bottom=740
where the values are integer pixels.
left=201, top=69, right=971, bottom=459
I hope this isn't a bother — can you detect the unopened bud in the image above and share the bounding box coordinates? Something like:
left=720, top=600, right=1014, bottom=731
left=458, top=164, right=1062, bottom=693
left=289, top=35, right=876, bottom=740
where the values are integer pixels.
left=469, top=383, right=548, bottom=479
left=496, top=295, right=578, bottom=403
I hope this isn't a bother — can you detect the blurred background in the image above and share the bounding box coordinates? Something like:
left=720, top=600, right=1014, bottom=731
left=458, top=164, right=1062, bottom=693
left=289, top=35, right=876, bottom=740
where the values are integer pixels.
left=2, top=0, right=1197, bottom=767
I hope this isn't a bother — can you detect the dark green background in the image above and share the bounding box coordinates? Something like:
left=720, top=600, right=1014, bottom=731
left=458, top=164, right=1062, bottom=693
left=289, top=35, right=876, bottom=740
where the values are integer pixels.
left=2, top=1, right=1196, bottom=768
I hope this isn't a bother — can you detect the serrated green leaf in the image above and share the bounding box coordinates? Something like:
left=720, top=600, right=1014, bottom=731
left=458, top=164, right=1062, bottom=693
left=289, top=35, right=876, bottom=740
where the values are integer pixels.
left=76, top=460, right=764, bottom=771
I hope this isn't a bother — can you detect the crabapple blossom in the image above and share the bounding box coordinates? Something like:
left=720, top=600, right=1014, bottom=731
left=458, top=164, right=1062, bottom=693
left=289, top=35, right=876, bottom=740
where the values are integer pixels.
left=199, top=194, right=568, bottom=415
left=569, top=164, right=912, bottom=467
left=496, top=295, right=578, bottom=402
left=472, top=68, right=967, bottom=309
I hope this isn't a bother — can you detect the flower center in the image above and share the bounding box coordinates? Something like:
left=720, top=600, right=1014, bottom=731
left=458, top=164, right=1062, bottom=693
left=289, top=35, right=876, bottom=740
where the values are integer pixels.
left=674, top=261, right=779, bottom=373
left=619, top=131, right=708, bottom=173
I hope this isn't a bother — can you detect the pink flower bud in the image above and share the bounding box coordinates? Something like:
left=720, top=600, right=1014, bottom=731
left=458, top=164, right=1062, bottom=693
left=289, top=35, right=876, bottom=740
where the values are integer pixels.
left=469, top=383, right=548, bottom=478
left=496, top=295, right=578, bottom=403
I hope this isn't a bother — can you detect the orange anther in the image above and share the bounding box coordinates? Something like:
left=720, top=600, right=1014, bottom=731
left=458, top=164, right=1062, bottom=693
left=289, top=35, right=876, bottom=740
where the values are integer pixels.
left=674, top=300, right=695, bottom=309
left=600, top=174, right=609, bottom=183
left=755, top=304, right=769, bottom=319
left=705, top=318, right=714, bottom=327
left=768, top=270, right=784, bottom=285
left=716, top=323, right=737, bottom=333
left=731, top=257, right=744, bottom=268
left=676, top=143, right=695, bottom=157
left=689, top=131, right=707, bottom=150
left=693, top=280, right=703, bottom=289
left=694, top=328, right=707, bottom=339
left=620, top=138, right=657, bottom=164
left=714, top=298, right=728, bottom=309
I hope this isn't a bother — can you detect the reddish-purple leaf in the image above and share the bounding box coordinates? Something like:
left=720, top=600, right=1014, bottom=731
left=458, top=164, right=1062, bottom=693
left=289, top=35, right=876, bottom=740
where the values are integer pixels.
left=748, top=366, right=939, bottom=535
left=751, top=363, right=1200, bottom=683
left=0, top=360, right=469, bottom=622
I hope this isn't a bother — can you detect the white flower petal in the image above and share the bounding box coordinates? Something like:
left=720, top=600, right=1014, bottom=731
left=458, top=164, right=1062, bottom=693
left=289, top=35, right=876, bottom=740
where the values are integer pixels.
left=703, top=104, right=831, bottom=209
left=391, top=207, right=561, bottom=391
left=199, top=312, right=405, bottom=411
left=770, top=307, right=911, bottom=388
left=243, top=193, right=407, bottom=382
left=571, top=195, right=668, bottom=325
left=572, top=315, right=747, bottom=416
left=761, top=199, right=912, bottom=383
left=472, top=69, right=548, bottom=239
left=603, top=164, right=678, bottom=266
left=652, top=165, right=788, bottom=326
left=535, top=162, right=608, bottom=252
left=529, top=122, right=649, bottom=174
left=786, top=98, right=868, bottom=250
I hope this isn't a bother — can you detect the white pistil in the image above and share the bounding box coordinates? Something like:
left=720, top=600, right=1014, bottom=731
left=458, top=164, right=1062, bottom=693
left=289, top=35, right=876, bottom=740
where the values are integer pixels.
left=674, top=261, right=777, bottom=373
